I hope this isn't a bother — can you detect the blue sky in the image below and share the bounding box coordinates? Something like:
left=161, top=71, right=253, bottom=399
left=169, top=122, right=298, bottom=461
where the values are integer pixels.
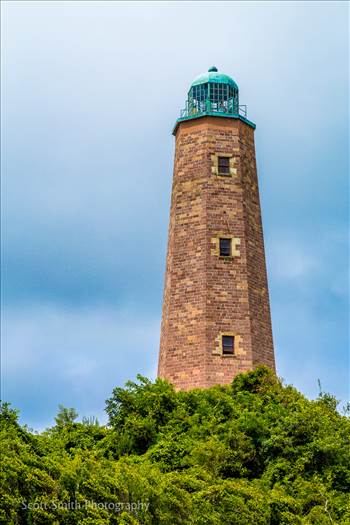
left=1, top=1, right=348, bottom=429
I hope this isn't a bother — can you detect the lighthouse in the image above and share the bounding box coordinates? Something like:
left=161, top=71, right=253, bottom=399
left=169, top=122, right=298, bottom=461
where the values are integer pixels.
left=158, top=67, right=275, bottom=390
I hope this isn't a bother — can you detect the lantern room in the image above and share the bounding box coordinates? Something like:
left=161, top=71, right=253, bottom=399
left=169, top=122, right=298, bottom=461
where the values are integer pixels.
left=174, top=66, right=255, bottom=134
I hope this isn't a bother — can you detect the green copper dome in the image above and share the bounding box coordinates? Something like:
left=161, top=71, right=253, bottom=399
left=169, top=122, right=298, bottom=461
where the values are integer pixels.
left=190, top=66, right=239, bottom=91
left=173, top=66, right=255, bottom=134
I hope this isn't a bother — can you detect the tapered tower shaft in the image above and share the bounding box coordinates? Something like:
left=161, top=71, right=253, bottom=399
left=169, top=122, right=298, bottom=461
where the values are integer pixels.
left=158, top=68, right=275, bottom=390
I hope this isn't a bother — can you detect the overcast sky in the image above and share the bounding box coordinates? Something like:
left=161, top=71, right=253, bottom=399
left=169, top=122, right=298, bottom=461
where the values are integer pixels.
left=2, top=1, right=348, bottom=429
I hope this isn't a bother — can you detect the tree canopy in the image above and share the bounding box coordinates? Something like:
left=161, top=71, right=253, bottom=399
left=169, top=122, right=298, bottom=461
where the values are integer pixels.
left=1, top=367, right=349, bottom=524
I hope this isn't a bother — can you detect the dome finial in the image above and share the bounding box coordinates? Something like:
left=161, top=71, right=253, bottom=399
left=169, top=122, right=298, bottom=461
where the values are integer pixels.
left=208, top=66, right=218, bottom=72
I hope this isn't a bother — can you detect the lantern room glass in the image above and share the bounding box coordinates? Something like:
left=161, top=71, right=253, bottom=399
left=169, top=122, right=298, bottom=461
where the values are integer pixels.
left=182, top=82, right=239, bottom=118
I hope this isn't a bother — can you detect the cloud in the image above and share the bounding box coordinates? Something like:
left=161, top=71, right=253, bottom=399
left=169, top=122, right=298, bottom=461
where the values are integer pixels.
left=267, top=226, right=349, bottom=407
left=273, top=298, right=349, bottom=408
left=2, top=1, right=348, bottom=427
left=1, top=304, right=160, bottom=429
left=268, top=239, right=318, bottom=281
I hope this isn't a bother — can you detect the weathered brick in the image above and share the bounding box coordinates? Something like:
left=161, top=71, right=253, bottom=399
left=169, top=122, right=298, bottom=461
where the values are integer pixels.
left=158, top=116, right=275, bottom=390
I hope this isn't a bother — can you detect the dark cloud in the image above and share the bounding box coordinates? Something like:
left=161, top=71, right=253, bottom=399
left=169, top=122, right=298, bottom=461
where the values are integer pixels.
left=2, top=1, right=348, bottom=428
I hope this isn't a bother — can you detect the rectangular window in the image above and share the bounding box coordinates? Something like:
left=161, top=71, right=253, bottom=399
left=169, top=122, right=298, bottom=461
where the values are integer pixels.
left=218, top=156, right=230, bottom=175
left=219, top=238, right=232, bottom=257
left=222, top=335, right=234, bottom=355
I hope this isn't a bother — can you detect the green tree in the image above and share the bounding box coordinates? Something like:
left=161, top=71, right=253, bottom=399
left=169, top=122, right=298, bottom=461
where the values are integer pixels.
left=54, top=405, right=79, bottom=427
left=1, top=367, right=349, bottom=524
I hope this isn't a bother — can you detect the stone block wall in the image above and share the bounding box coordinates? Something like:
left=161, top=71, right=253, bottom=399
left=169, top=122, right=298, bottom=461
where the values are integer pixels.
left=158, top=116, right=275, bottom=390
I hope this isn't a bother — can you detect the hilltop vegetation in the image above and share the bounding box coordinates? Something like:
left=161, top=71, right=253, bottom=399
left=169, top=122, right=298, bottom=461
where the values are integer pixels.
left=1, top=367, right=349, bottom=524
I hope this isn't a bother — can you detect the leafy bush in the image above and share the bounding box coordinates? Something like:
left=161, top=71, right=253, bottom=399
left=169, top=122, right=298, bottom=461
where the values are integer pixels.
left=1, top=367, right=349, bottom=524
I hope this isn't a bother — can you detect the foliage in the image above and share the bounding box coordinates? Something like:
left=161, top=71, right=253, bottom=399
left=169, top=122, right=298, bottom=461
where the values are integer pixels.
left=1, top=367, right=349, bottom=524
left=54, top=405, right=79, bottom=427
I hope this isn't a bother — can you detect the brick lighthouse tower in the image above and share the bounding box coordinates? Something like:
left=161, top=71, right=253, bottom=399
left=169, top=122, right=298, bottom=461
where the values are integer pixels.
left=158, top=67, right=275, bottom=390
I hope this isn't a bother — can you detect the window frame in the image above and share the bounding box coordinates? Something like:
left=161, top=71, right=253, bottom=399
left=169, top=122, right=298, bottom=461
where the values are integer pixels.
left=217, top=156, right=230, bottom=176
left=219, top=237, right=232, bottom=257
left=222, top=335, right=235, bottom=356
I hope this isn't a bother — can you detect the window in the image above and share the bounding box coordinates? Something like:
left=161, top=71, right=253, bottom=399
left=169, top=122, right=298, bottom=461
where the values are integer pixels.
left=219, top=238, right=232, bottom=257
left=218, top=156, right=230, bottom=175
left=222, top=335, right=234, bottom=355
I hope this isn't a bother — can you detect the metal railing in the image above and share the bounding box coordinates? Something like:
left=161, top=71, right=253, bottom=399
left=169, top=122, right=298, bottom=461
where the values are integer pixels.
left=180, top=100, right=247, bottom=119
